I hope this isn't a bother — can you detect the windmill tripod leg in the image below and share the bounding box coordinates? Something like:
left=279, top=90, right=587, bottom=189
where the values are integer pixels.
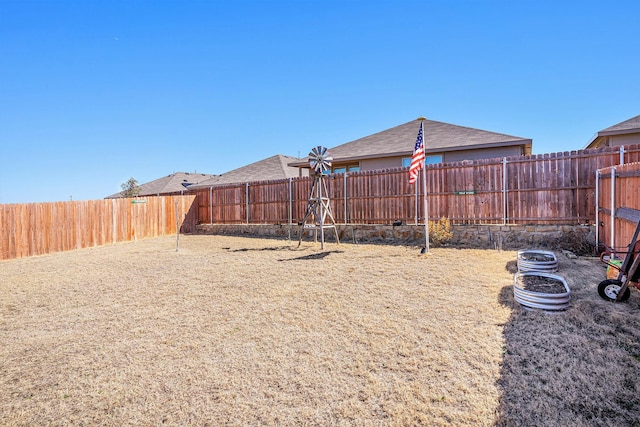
left=322, top=206, right=340, bottom=244
left=297, top=173, right=339, bottom=249
left=298, top=199, right=319, bottom=247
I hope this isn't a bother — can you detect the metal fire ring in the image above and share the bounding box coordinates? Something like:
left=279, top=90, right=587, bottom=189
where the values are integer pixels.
left=513, top=271, right=571, bottom=311
left=517, top=249, right=559, bottom=273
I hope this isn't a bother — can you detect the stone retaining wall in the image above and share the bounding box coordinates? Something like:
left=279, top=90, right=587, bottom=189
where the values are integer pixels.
left=194, top=223, right=595, bottom=253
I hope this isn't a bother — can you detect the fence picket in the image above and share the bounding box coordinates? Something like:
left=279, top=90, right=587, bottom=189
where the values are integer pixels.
left=0, top=195, right=197, bottom=261
left=192, top=145, right=640, bottom=227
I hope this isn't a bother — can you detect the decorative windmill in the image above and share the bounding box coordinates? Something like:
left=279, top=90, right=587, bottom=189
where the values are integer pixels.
left=298, top=146, right=340, bottom=249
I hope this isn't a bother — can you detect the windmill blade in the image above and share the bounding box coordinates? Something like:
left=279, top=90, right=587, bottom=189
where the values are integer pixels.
left=308, top=146, right=333, bottom=173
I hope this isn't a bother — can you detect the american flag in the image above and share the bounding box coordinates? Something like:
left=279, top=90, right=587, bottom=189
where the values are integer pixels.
left=408, top=121, right=425, bottom=185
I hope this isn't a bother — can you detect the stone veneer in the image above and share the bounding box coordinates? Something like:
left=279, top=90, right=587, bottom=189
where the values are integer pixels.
left=194, top=223, right=595, bottom=252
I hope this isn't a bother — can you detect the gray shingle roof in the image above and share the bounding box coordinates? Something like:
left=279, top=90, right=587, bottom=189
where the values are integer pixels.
left=105, top=172, right=218, bottom=198
left=290, top=118, right=531, bottom=165
left=585, top=114, right=640, bottom=148
left=599, top=114, right=640, bottom=135
left=190, top=154, right=306, bottom=188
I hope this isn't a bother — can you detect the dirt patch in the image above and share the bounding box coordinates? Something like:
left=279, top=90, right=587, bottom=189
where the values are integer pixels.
left=0, top=235, right=638, bottom=426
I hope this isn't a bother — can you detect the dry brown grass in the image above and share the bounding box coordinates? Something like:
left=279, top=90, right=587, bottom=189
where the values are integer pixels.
left=0, top=235, right=638, bottom=426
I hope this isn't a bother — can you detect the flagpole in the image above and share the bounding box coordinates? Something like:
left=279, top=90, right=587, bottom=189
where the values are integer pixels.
left=420, top=117, right=429, bottom=253
left=409, top=117, right=428, bottom=254
left=414, top=179, right=419, bottom=225
left=422, top=158, right=429, bottom=253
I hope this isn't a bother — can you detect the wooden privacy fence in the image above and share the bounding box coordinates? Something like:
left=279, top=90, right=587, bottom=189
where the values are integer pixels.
left=0, top=195, right=197, bottom=261
left=193, top=145, right=640, bottom=226
left=596, top=161, right=640, bottom=252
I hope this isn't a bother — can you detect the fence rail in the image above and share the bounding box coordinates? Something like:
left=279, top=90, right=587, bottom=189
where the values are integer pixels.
left=193, top=145, right=640, bottom=227
left=0, top=195, right=197, bottom=261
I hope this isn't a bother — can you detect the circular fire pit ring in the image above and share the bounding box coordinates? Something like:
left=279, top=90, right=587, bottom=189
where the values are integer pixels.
left=517, top=249, right=558, bottom=273
left=513, top=271, right=571, bottom=310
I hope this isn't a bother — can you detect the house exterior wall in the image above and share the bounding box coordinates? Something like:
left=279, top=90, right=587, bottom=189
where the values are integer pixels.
left=443, top=146, right=523, bottom=162
left=609, top=133, right=640, bottom=147
left=360, top=156, right=405, bottom=171
left=350, top=146, right=526, bottom=171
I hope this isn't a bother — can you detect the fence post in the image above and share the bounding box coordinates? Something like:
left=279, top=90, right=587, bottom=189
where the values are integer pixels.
left=576, top=153, right=581, bottom=224
left=610, top=167, right=616, bottom=250
left=288, top=178, right=293, bottom=226
left=209, top=187, right=213, bottom=224
left=288, top=178, right=293, bottom=241
left=414, top=180, right=419, bottom=225
left=112, top=198, right=117, bottom=243
left=161, top=197, right=166, bottom=235
left=620, top=145, right=625, bottom=165
left=502, top=157, right=508, bottom=225
left=245, top=182, right=249, bottom=224
left=344, top=172, right=348, bottom=224
left=175, top=199, right=180, bottom=251
left=595, top=169, right=599, bottom=249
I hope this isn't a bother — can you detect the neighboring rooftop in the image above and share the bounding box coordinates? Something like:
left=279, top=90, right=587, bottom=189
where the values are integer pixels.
left=104, top=118, right=536, bottom=196
left=105, top=172, right=217, bottom=198
left=289, top=118, right=532, bottom=167
left=586, top=114, right=640, bottom=148
left=190, top=154, right=306, bottom=188
left=600, top=114, right=640, bottom=134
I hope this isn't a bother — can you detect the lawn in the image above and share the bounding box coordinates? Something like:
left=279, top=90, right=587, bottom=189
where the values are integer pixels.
left=0, top=235, right=638, bottom=426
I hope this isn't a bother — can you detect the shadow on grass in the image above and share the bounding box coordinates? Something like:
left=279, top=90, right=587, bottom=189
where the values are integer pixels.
left=494, top=258, right=640, bottom=426
left=279, top=250, right=344, bottom=261
left=227, top=246, right=291, bottom=252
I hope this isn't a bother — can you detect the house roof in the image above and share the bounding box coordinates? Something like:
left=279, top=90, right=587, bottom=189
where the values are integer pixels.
left=585, top=114, right=640, bottom=148
left=289, top=118, right=532, bottom=166
left=190, top=154, right=305, bottom=188
left=598, top=114, right=640, bottom=136
left=105, top=172, right=218, bottom=198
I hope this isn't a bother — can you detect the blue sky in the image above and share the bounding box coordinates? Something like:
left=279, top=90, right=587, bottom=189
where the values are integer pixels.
left=1, top=0, right=638, bottom=204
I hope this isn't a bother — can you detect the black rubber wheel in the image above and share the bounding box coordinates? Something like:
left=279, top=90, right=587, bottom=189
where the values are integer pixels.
left=597, top=279, right=631, bottom=302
